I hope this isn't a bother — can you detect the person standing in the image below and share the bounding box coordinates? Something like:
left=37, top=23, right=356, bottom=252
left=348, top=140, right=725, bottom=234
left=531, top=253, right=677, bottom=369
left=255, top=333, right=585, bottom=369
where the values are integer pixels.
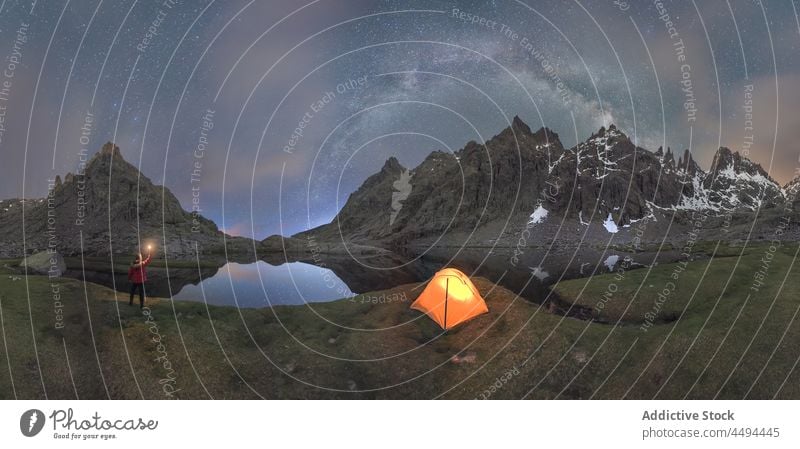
left=128, top=250, right=152, bottom=308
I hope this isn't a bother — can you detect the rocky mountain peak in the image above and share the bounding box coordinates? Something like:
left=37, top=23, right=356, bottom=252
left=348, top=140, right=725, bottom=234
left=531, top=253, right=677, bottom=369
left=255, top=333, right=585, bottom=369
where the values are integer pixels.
left=587, top=124, right=629, bottom=147
left=380, top=156, right=405, bottom=175
left=606, top=124, right=626, bottom=139
left=702, top=146, right=783, bottom=210
left=470, top=116, right=561, bottom=155
left=591, top=126, right=606, bottom=139
left=503, top=116, right=562, bottom=148
left=100, top=141, right=121, bottom=156
left=785, top=175, right=800, bottom=200
left=531, top=126, right=561, bottom=147
left=86, top=141, right=129, bottom=174
left=511, top=115, right=532, bottom=135
left=595, top=123, right=617, bottom=135
left=296, top=118, right=797, bottom=246
left=708, top=147, right=734, bottom=176
left=677, top=149, right=702, bottom=176
left=659, top=147, right=675, bottom=166
left=707, top=146, right=773, bottom=181
left=0, top=142, right=233, bottom=258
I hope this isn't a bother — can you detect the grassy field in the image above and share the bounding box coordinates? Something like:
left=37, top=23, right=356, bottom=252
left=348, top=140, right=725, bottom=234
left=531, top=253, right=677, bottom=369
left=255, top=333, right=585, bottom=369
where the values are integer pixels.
left=553, top=241, right=800, bottom=398
left=0, top=242, right=798, bottom=399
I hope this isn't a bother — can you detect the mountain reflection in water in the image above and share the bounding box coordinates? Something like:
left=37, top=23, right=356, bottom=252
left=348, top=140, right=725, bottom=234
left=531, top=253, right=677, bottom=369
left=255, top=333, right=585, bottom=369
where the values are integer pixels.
left=64, top=247, right=667, bottom=309
left=172, top=261, right=355, bottom=307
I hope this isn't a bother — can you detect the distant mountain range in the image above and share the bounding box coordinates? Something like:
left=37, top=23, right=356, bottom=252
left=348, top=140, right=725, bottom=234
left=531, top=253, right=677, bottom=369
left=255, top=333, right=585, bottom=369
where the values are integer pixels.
left=296, top=116, right=800, bottom=248
left=0, top=143, right=255, bottom=259
left=3, top=121, right=797, bottom=261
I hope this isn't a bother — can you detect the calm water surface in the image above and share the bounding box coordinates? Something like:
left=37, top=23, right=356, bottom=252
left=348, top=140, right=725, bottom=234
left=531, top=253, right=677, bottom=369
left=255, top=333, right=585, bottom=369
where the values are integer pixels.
left=171, top=261, right=356, bottom=307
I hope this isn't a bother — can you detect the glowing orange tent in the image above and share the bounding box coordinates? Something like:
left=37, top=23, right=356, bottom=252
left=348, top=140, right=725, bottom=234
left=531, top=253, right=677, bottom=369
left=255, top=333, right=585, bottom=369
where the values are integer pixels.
left=411, top=268, right=488, bottom=329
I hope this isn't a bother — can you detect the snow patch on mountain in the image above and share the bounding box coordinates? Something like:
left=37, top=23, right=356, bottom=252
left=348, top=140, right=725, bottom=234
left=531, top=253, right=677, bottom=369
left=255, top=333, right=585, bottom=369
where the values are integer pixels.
left=603, top=213, right=619, bottom=233
left=529, top=266, right=549, bottom=281
left=676, top=171, right=717, bottom=211
left=529, top=204, right=549, bottom=224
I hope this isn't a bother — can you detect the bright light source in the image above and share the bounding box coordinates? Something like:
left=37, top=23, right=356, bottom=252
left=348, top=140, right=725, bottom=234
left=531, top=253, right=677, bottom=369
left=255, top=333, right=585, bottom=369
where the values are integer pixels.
left=436, top=277, right=472, bottom=301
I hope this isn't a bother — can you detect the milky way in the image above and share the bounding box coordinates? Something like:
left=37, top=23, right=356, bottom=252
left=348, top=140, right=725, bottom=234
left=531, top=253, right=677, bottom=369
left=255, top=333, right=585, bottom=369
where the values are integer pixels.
left=0, top=0, right=798, bottom=238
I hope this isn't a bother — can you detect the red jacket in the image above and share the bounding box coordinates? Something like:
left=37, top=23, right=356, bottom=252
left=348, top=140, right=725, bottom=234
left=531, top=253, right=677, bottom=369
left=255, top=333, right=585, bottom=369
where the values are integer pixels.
left=128, top=255, right=152, bottom=284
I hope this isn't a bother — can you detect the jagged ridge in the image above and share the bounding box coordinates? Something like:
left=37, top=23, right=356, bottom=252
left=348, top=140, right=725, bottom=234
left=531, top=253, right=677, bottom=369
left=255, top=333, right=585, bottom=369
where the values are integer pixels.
left=298, top=117, right=789, bottom=245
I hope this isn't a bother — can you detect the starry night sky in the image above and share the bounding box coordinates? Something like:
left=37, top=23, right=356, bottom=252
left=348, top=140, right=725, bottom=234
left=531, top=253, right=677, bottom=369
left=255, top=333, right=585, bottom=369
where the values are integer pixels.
left=1, top=0, right=799, bottom=238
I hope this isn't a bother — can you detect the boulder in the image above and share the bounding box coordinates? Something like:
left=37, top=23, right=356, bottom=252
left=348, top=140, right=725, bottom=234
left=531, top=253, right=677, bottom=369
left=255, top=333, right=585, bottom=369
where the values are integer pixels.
left=21, top=250, right=66, bottom=277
